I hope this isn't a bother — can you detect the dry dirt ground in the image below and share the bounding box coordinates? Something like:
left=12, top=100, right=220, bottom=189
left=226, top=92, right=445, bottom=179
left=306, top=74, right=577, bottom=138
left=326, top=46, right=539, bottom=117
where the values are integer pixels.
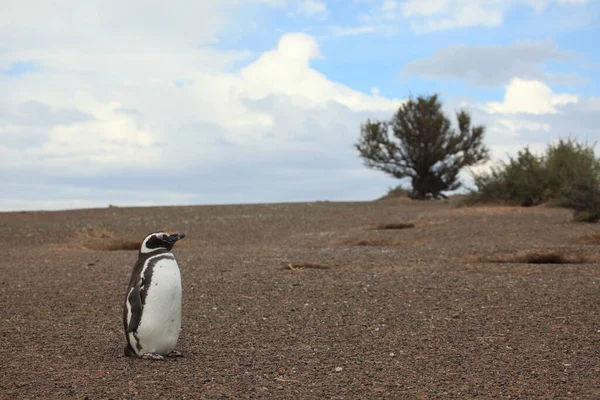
left=1, top=199, right=600, bottom=399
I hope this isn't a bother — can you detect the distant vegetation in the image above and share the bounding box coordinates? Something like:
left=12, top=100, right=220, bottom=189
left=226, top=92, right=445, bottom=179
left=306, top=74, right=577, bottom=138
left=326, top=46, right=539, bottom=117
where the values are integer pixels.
left=468, top=138, right=600, bottom=222
left=355, top=94, right=489, bottom=200
left=355, top=93, right=599, bottom=222
left=378, top=185, right=410, bottom=200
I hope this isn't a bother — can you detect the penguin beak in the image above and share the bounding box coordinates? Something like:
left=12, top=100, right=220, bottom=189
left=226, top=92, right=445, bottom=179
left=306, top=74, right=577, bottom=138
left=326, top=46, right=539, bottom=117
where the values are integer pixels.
left=164, top=233, right=185, bottom=243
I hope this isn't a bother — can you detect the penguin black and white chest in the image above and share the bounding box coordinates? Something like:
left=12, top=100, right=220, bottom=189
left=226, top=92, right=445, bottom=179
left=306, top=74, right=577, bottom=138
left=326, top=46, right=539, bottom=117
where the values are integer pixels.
left=123, top=231, right=185, bottom=360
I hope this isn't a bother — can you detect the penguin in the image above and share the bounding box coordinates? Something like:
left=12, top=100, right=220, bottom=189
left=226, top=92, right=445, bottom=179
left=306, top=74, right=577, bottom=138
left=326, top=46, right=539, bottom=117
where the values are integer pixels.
left=123, top=231, right=186, bottom=360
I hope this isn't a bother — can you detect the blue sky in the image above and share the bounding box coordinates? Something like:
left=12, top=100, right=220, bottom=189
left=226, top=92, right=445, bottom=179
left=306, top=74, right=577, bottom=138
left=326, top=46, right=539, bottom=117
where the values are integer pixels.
left=0, top=0, right=599, bottom=211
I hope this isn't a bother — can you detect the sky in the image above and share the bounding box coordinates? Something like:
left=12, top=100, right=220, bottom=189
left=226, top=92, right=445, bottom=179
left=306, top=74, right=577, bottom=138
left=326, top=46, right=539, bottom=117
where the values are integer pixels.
left=1, top=0, right=599, bottom=211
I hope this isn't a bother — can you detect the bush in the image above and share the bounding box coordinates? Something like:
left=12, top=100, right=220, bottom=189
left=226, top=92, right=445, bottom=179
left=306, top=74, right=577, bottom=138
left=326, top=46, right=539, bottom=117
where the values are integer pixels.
left=468, top=167, right=506, bottom=204
left=470, top=147, right=549, bottom=206
left=381, top=184, right=410, bottom=199
left=502, top=147, right=550, bottom=206
left=469, top=138, right=600, bottom=221
left=545, top=138, right=600, bottom=207
left=570, top=180, right=600, bottom=222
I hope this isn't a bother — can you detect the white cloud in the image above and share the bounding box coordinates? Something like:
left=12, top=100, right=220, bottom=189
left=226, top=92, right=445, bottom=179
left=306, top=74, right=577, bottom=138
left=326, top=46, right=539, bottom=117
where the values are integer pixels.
left=0, top=0, right=284, bottom=50
left=362, top=0, right=592, bottom=32
left=329, top=25, right=378, bottom=36
left=402, top=0, right=449, bottom=16
left=381, top=0, right=400, bottom=11
left=0, top=0, right=404, bottom=210
left=1, top=30, right=402, bottom=174
left=403, top=40, right=580, bottom=87
left=489, top=119, right=551, bottom=138
left=239, top=33, right=402, bottom=113
left=295, top=0, right=329, bottom=17
left=27, top=92, right=161, bottom=172
left=485, top=78, right=578, bottom=115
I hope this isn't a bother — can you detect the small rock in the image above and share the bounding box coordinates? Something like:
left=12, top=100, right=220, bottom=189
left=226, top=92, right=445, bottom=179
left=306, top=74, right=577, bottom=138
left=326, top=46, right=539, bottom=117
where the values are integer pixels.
left=334, top=367, right=343, bottom=372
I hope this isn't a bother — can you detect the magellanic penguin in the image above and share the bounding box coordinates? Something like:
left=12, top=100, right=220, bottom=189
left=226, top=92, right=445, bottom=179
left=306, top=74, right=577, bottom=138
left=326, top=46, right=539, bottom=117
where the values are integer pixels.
left=123, top=231, right=185, bottom=360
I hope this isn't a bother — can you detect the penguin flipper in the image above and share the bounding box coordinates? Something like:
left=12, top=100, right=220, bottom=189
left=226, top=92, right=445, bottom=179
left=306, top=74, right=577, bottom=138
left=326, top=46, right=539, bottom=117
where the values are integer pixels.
left=126, top=286, right=143, bottom=334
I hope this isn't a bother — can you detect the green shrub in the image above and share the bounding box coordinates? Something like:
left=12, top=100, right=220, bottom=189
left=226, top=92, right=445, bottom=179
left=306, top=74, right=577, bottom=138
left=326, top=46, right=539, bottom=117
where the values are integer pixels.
left=380, top=184, right=410, bottom=199
left=502, top=147, right=549, bottom=206
left=570, top=180, right=600, bottom=222
left=545, top=138, right=600, bottom=206
left=469, top=166, right=509, bottom=204
left=469, top=147, right=549, bottom=206
left=469, top=138, right=600, bottom=221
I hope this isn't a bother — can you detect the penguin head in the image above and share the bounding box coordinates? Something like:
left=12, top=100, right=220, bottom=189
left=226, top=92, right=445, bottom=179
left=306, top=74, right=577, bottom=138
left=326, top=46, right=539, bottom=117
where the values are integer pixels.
left=140, top=231, right=185, bottom=254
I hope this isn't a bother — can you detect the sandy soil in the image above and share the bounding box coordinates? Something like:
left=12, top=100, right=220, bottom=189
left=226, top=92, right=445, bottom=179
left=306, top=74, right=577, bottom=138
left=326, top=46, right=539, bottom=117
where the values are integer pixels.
left=1, top=199, right=599, bottom=399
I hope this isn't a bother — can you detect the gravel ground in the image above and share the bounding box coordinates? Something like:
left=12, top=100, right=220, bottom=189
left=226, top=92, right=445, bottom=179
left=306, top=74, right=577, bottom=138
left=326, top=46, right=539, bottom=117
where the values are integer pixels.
left=1, top=199, right=599, bottom=399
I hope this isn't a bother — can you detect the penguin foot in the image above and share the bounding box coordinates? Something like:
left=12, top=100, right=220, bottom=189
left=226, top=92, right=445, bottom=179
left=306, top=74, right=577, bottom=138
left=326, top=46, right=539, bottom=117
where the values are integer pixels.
left=141, top=353, right=167, bottom=361
left=166, top=350, right=184, bottom=358
left=124, top=344, right=137, bottom=358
